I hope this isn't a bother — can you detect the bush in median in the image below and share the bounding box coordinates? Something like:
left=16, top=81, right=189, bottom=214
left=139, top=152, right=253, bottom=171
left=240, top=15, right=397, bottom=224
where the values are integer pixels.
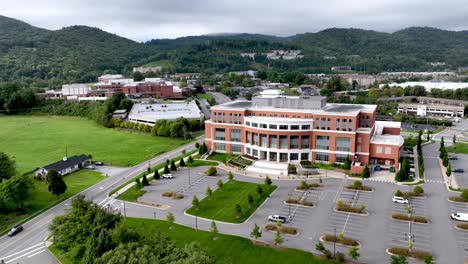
left=206, top=166, right=217, bottom=176
left=296, top=181, right=320, bottom=190
left=456, top=223, right=468, bottom=230
left=336, top=202, right=366, bottom=214
left=392, top=213, right=428, bottom=223
left=345, top=180, right=372, bottom=191
left=264, top=224, right=298, bottom=235
left=388, top=246, right=432, bottom=260
left=322, top=234, right=359, bottom=247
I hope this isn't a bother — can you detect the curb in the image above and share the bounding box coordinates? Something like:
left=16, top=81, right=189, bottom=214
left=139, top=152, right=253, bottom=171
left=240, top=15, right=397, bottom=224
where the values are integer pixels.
left=319, top=235, right=361, bottom=248
left=333, top=208, right=369, bottom=216
left=454, top=224, right=468, bottom=232
left=283, top=201, right=315, bottom=208
left=447, top=197, right=468, bottom=204
left=390, top=216, right=429, bottom=225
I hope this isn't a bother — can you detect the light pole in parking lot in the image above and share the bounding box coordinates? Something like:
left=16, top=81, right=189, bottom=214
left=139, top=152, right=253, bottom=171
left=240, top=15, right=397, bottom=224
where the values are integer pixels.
left=288, top=192, right=291, bottom=217
left=188, top=166, right=191, bottom=186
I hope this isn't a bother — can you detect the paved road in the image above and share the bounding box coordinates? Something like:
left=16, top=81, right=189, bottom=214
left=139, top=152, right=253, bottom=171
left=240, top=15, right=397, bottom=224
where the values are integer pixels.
left=433, top=118, right=468, bottom=145
left=208, top=92, right=231, bottom=105
left=197, top=99, right=211, bottom=120
left=0, top=137, right=204, bottom=264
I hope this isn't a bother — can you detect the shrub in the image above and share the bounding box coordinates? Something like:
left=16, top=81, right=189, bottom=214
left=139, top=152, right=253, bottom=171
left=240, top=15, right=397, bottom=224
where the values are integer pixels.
left=301, top=201, right=314, bottom=207
left=179, top=157, right=186, bottom=167
left=172, top=192, right=184, bottom=199
left=170, top=161, right=177, bottom=171
left=449, top=196, right=468, bottom=202
left=413, top=216, right=429, bottom=223
left=187, top=156, right=194, bottom=164
left=256, top=185, right=263, bottom=195
left=154, top=170, right=160, bottom=180
left=286, top=198, right=299, bottom=204
left=162, top=191, right=173, bottom=197
left=353, top=180, right=362, bottom=189
left=361, top=165, right=370, bottom=178
left=456, top=223, right=468, bottom=230
left=265, top=176, right=272, bottom=185
left=264, top=224, right=277, bottom=231
left=164, top=164, right=170, bottom=174
left=336, top=203, right=366, bottom=214
left=315, top=242, right=325, bottom=252
left=388, top=246, right=432, bottom=260
left=141, top=175, right=149, bottom=186
left=323, top=249, right=333, bottom=259
left=206, top=166, right=217, bottom=176
left=392, top=213, right=428, bottom=223
left=192, top=195, right=199, bottom=207
left=461, top=189, right=468, bottom=200
left=264, top=224, right=298, bottom=235
left=335, top=252, right=345, bottom=263
left=395, top=189, right=403, bottom=197
left=288, top=164, right=297, bottom=174
left=228, top=171, right=234, bottom=181
left=296, top=181, right=319, bottom=190
left=217, top=179, right=224, bottom=189
left=322, top=234, right=359, bottom=247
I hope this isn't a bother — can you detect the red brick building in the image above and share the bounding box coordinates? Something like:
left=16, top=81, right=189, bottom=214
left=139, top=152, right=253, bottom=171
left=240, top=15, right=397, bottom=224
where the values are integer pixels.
left=204, top=91, right=403, bottom=174
left=93, top=80, right=182, bottom=98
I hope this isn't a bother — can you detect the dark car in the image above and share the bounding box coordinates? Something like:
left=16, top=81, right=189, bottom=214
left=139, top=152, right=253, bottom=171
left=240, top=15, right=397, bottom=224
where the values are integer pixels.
left=7, top=225, right=23, bottom=236
left=452, top=168, right=465, bottom=173
left=449, top=156, right=458, bottom=160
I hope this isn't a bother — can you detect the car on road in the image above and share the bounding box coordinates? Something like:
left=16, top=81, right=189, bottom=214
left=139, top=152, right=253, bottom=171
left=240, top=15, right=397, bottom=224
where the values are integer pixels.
left=451, top=212, right=468, bottom=222
left=392, top=196, right=409, bottom=204
left=452, top=168, right=464, bottom=173
left=268, top=214, right=287, bottom=223
left=449, top=155, right=458, bottom=160
left=95, top=161, right=104, bottom=166
left=8, top=225, right=23, bottom=236
left=86, top=165, right=96, bottom=170
left=162, top=174, right=173, bottom=179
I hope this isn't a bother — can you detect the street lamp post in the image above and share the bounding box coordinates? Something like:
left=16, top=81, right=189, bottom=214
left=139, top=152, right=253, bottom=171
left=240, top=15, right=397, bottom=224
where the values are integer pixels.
left=154, top=212, right=156, bottom=219
left=333, top=227, right=336, bottom=258
left=288, top=193, right=291, bottom=217
left=195, top=215, right=198, bottom=230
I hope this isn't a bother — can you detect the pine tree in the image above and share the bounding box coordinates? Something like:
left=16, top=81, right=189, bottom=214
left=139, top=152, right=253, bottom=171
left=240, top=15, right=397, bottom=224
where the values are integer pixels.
left=154, top=170, right=160, bottom=180
left=164, top=164, right=170, bottom=174
left=228, top=171, right=234, bottom=181
left=265, top=176, right=272, bottom=185
left=250, top=223, right=262, bottom=239
left=361, top=165, right=370, bottom=178
left=188, top=156, right=194, bottom=164
left=141, top=175, right=149, bottom=186
left=206, top=186, right=212, bottom=198
left=170, top=161, right=177, bottom=171
left=179, top=157, right=186, bottom=167
left=349, top=246, right=360, bottom=260
left=192, top=195, right=199, bottom=207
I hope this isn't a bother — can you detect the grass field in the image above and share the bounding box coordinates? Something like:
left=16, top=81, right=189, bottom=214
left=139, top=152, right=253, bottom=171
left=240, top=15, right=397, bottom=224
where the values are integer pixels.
left=0, top=169, right=105, bottom=233
left=207, top=152, right=238, bottom=163
left=50, top=218, right=332, bottom=264
left=186, top=180, right=276, bottom=223
left=187, top=160, right=218, bottom=167
left=447, top=142, right=468, bottom=154
left=0, top=115, right=193, bottom=172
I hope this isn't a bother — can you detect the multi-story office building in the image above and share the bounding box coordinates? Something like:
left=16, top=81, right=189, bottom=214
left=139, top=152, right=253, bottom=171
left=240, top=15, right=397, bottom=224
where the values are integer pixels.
left=205, top=90, right=404, bottom=174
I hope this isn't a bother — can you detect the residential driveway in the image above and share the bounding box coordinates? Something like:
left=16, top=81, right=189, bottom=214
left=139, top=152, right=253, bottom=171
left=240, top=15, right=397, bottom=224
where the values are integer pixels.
left=93, top=165, right=129, bottom=177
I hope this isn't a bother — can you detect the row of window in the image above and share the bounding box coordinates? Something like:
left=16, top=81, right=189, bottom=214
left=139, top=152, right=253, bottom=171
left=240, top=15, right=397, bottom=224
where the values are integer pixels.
left=316, top=136, right=351, bottom=152
left=212, top=112, right=243, bottom=124
left=246, top=132, right=310, bottom=149
left=376, top=146, right=392, bottom=154
left=245, top=121, right=311, bottom=131
left=315, top=152, right=348, bottom=163
left=215, top=143, right=242, bottom=153
left=245, top=147, right=310, bottom=161
left=315, top=117, right=354, bottom=131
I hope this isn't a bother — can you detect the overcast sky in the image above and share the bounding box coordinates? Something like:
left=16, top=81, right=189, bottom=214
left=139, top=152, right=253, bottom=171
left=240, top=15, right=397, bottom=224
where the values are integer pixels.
left=1, top=0, right=467, bottom=42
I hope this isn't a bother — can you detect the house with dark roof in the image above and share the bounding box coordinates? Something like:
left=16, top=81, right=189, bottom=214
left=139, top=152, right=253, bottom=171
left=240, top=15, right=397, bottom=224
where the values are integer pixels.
left=35, top=155, right=91, bottom=179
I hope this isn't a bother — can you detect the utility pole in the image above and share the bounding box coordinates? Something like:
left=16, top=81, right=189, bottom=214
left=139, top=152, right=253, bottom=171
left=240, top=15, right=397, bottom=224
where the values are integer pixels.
left=154, top=211, right=156, bottom=219
left=188, top=166, right=191, bottom=187
left=195, top=215, right=198, bottom=230
left=333, top=227, right=336, bottom=258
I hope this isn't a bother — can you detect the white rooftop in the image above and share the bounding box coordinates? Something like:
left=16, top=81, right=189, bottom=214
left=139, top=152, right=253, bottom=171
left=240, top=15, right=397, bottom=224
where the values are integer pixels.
left=371, top=121, right=404, bottom=146
left=386, top=81, right=468, bottom=91
left=128, top=101, right=201, bottom=124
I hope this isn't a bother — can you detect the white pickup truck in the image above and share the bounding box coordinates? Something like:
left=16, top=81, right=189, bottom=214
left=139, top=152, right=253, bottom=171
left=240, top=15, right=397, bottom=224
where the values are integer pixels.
left=451, top=213, right=468, bottom=222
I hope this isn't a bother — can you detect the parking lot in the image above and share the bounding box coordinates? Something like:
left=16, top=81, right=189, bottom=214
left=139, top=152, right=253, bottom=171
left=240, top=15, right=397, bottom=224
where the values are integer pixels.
left=448, top=200, right=468, bottom=260
left=448, top=153, right=468, bottom=188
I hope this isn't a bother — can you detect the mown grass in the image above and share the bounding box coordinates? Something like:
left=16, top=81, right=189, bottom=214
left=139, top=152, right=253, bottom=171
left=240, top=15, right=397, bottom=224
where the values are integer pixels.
left=186, top=180, right=276, bottom=223
left=207, top=152, right=238, bottom=163
left=447, top=142, right=468, bottom=154
left=0, top=169, right=105, bottom=233
left=0, top=115, right=192, bottom=172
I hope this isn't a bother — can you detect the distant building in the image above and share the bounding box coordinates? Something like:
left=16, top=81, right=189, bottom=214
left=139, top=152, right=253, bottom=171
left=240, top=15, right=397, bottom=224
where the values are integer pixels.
left=240, top=53, right=256, bottom=59
left=128, top=100, right=202, bottom=125
left=112, top=109, right=128, bottom=119
left=34, top=155, right=91, bottom=179
left=133, top=66, right=162, bottom=73
left=98, top=74, right=124, bottom=83
left=62, top=84, right=91, bottom=96
left=339, top=74, right=376, bottom=87
left=386, top=81, right=468, bottom=92
left=331, top=66, right=352, bottom=72
left=398, top=103, right=464, bottom=118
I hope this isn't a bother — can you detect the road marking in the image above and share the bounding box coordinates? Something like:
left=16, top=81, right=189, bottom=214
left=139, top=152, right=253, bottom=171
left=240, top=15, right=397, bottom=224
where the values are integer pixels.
left=27, top=249, right=46, bottom=258
left=0, top=242, right=45, bottom=260
left=4, top=245, right=47, bottom=263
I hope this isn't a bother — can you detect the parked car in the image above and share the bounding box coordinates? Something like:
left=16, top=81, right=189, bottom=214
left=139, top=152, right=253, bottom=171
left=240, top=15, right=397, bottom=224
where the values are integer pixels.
left=8, top=225, right=23, bottom=236
left=162, top=174, right=173, bottom=179
left=95, top=161, right=104, bottom=166
left=86, top=165, right=95, bottom=170
left=452, top=168, right=464, bottom=173
left=451, top=212, right=468, bottom=222
left=392, top=196, right=409, bottom=204
left=268, top=214, right=287, bottom=223
left=449, top=156, right=458, bottom=160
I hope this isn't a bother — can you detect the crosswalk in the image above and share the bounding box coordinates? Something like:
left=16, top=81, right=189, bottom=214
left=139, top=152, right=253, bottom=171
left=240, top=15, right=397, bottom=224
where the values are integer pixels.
left=363, top=178, right=444, bottom=184
left=0, top=242, right=47, bottom=263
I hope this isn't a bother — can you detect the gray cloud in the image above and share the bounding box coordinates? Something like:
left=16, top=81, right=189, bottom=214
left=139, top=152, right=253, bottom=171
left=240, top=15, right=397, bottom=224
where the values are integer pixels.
left=1, top=0, right=467, bottom=41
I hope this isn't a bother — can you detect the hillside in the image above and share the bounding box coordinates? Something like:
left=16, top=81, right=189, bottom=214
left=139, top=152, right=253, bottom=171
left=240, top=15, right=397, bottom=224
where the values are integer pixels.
left=2, top=14, right=468, bottom=88
left=0, top=15, right=154, bottom=89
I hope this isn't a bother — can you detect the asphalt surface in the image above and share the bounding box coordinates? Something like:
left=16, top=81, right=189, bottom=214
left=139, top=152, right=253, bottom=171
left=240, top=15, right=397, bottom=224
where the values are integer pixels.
left=0, top=137, right=204, bottom=264
left=208, top=92, right=232, bottom=105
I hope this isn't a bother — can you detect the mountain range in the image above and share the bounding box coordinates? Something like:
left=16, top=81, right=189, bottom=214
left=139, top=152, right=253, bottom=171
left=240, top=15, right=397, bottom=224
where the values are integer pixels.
left=1, top=15, right=468, bottom=88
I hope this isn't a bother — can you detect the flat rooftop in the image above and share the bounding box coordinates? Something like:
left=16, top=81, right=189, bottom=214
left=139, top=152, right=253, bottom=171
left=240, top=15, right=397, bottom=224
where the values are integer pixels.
left=128, top=101, right=201, bottom=122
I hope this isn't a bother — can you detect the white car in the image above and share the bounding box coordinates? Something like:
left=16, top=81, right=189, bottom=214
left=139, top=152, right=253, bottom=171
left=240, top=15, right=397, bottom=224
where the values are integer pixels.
left=86, top=165, right=95, bottom=170
left=162, top=174, right=173, bottom=179
left=392, top=196, right=409, bottom=204
left=267, top=214, right=287, bottom=223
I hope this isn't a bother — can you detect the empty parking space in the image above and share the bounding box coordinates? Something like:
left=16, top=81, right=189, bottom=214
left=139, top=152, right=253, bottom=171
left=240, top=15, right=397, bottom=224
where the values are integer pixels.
left=277, top=188, right=322, bottom=225
left=448, top=201, right=468, bottom=259
left=450, top=155, right=468, bottom=189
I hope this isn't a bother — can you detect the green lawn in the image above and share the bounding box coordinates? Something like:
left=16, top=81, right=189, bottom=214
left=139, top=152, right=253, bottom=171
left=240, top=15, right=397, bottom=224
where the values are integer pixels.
left=0, top=115, right=192, bottom=173
left=186, top=180, right=276, bottom=223
left=50, top=218, right=332, bottom=264
left=187, top=160, right=218, bottom=167
left=313, top=162, right=336, bottom=170
left=446, top=142, right=468, bottom=154
left=0, top=169, right=105, bottom=233
left=207, top=152, right=238, bottom=163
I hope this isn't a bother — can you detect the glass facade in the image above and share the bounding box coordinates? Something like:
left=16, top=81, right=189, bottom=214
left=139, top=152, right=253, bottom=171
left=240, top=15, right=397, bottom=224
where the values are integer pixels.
left=316, top=135, right=329, bottom=150
left=230, top=129, right=241, bottom=142
left=215, top=128, right=225, bottom=140
left=269, top=135, right=277, bottom=148
left=280, top=136, right=288, bottom=149
left=301, top=136, right=309, bottom=148
left=316, top=152, right=329, bottom=162
left=336, top=137, right=351, bottom=152
left=290, top=136, right=299, bottom=149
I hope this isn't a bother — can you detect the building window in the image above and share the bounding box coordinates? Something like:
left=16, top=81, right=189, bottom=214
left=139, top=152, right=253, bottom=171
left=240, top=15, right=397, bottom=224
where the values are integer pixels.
left=269, top=124, right=277, bottom=129
left=341, top=119, right=347, bottom=130
left=301, top=153, right=309, bottom=161
left=357, top=145, right=362, bottom=152
left=376, top=146, right=382, bottom=154
left=260, top=123, right=267, bottom=129
left=349, top=119, right=353, bottom=131
left=385, top=147, right=391, bottom=154
left=280, top=136, right=288, bottom=149
left=252, top=149, right=258, bottom=157
left=215, top=128, right=225, bottom=140
left=290, top=153, right=299, bottom=160
left=246, top=147, right=251, bottom=154
left=230, top=129, right=241, bottom=142
left=336, top=154, right=348, bottom=163
left=279, top=125, right=288, bottom=130
left=315, top=117, right=319, bottom=129
left=336, top=137, right=350, bottom=152
left=246, top=121, right=250, bottom=126
left=336, top=118, right=340, bottom=130
left=261, top=134, right=267, bottom=147
left=269, top=152, right=277, bottom=161
left=291, top=125, right=299, bottom=130
left=246, top=131, right=251, bottom=143
left=215, top=143, right=225, bottom=151
left=327, top=118, right=331, bottom=130
left=269, top=135, right=277, bottom=148
left=316, top=135, right=329, bottom=150
left=252, top=122, right=258, bottom=127
left=231, top=144, right=241, bottom=153
left=280, top=153, right=288, bottom=162
left=321, top=118, right=326, bottom=129
left=301, top=136, right=309, bottom=149
left=357, top=137, right=362, bottom=143
left=290, top=136, right=299, bottom=149
left=253, top=133, right=259, bottom=145
left=316, top=152, right=329, bottom=162
left=301, top=124, right=310, bottom=130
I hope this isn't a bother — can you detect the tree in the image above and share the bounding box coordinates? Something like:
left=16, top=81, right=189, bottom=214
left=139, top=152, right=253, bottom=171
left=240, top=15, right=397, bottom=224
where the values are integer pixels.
left=135, top=178, right=141, bottom=187
left=235, top=204, right=242, bottom=216
left=256, top=185, right=263, bottom=195
left=166, top=212, right=175, bottom=223
left=446, top=163, right=452, bottom=177
left=348, top=246, right=360, bottom=260
left=48, top=172, right=67, bottom=199
left=119, top=99, right=133, bottom=111
left=440, top=137, right=445, bottom=152
left=424, top=255, right=434, bottom=264
left=343, top=156, right=351, bottom=170
left=164, top=164, right=170, bottom=174
left=264, top=176, right=272, bottom=185
left=443, top=154, right=449, bottom=167
left=250, top=223, right=262, bottom=239
left=0, top=174, right=34, bottom=210
left=206, top=186, right=212, bottom=198
left=353, top=180, right=362, bottom=189
left=170, top=161, right=177, bottom=171
left=453, top=134, right=457, bottom=145
left=195, top=142, right=200, bottom=149
left=391, top=255, right=408, bottom=264
left=210, top=221, right=218, bottom=236
left=188, top=156, right=194, bottom=164
left=217, top=179, right=223, bottom=189
left=46, top=170, right=60, bottom=183
left=179, top=157, right=186, bottom=167
left=395, top=190, right=403, bottom=197
left=133, top=71, right=144, bottom=81
left=361, top=165, right=370, bottom=178
left=274, top=229, right=283, bottom=245
left=154, top=170, right=160, bottom=180
left=315, top=241, right=325, bottom=252
left=141, top=175, right=149, bottom=186
left=192, top=195, right=199, bottom=207
left=206, top=166, right=217, bottom=176
left=247, top=194, right=254, bottom=207
left=0, top=152, right=16, bottom=181
left=228, top=171, right=234, bottom=181
left=413, top=186, right=424, bottom=194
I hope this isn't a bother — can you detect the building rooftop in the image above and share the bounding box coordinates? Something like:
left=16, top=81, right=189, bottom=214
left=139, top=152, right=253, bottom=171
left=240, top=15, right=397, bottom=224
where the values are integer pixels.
left=42, top=155, right=90, bottom=172
left=371, top=121, right=404, bottom=146
left=128, top=101, right=201, bottom=122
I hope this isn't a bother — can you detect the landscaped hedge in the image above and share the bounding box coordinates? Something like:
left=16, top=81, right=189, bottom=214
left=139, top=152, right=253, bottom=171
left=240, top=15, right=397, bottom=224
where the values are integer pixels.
left=336, top=202, right=366, bottom=214
left=227, top=156, right=252, bottom=169
left=285, top=198, right=314, bottom=207
left=456, top=223, right=468, bottom=230
left=449, top=196, right=468, bottom=203
left=322, top=234, right=359, bottom=247
left=388, top=246, right=432, bottom=260
left=162, top=191, right=184, bottom=200
left=300, top=160, right=315, bottom=169
left=264, top=224, right=298, bottom=235
left=392, top=213, right=428, bottom=223
left=296, top=181, right=320, bottom=190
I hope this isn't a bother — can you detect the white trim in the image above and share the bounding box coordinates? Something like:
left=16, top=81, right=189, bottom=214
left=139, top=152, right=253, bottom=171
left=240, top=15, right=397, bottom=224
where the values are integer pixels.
left=312, top=129, right=356, bottom=134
